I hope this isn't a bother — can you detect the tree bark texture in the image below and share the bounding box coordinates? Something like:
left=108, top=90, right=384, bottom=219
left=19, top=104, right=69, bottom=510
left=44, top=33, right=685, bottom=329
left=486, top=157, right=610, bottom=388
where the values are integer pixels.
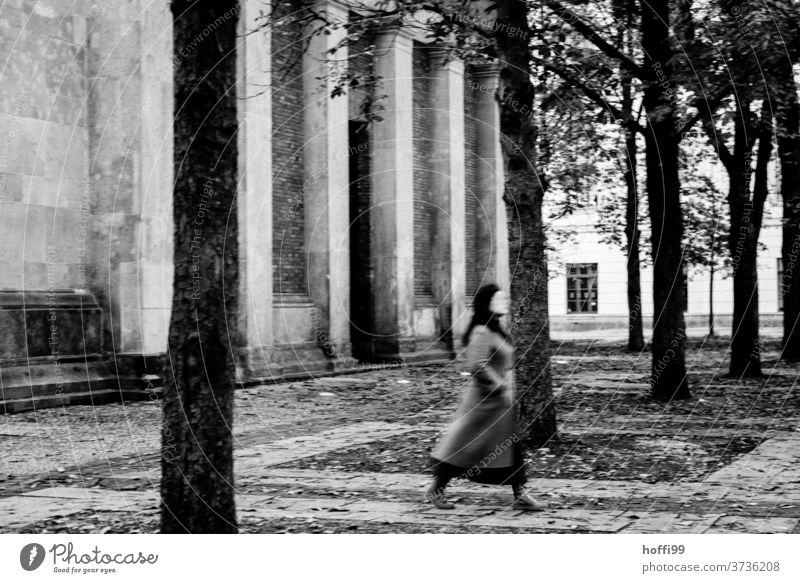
left=640, top=0, right=691, bottom=400
left=495, top=0, right=557, bottom=447
left=724, top=101, right=771, bottom=377
left=161, top=0, right=239, bottom=534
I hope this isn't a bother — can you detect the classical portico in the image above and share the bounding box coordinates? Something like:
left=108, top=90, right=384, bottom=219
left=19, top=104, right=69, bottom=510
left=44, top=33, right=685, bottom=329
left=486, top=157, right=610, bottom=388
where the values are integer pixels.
left=230, top=1, right=509, bottom=369
left=0, top=0, right=510, bottom=411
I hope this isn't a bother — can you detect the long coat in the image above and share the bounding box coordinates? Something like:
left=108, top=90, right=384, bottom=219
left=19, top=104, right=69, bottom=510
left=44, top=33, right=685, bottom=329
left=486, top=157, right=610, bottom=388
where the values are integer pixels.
left=431, top=324, right=525, bottom=485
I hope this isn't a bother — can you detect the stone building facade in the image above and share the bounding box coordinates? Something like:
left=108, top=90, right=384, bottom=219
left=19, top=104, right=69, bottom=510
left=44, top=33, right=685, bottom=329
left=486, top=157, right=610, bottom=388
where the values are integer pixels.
left=0, top=0, right=508, bottom=411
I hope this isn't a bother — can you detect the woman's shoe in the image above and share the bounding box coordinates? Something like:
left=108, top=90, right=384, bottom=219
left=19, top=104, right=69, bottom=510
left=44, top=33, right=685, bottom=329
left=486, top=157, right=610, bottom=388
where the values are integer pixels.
left=425, top=487, right=456, bottom=510
left=513, top=491, right=548, bottom=512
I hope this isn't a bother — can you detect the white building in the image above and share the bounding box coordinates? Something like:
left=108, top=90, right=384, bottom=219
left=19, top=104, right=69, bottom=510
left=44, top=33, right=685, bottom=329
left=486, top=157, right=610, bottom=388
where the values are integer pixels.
left=546, top=161, right=785, bottom=337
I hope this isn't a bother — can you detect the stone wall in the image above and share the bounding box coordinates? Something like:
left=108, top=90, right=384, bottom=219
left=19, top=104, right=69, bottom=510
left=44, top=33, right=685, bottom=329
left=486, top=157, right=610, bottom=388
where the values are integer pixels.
left=0, top=0, right=173, bottom=406
left=0, top=0, right=101, bottom=369
left=87, top=0, right=173, bottom=356
left=0, top=1, right=90, bottom=292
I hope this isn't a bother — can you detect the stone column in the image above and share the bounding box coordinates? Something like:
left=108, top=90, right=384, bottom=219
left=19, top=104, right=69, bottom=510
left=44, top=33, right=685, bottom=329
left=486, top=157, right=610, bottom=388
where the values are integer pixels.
left=235, top=0, right=273, bottom=379
left=429, top=49, right=467, bottom=350
left=88, top=0, right=173, bottom=359
left=371, top=28, right=416, bottom=359
left=472, top=62, right=509, bottom=292
left=303, top=2, right=351, bottom=359
left=137, top=1, right=174, bottom=356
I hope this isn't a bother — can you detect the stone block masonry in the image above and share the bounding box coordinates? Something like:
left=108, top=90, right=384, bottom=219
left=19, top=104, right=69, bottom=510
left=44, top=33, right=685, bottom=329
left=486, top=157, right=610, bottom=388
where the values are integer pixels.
left=0, top=0, right=510, bottom=409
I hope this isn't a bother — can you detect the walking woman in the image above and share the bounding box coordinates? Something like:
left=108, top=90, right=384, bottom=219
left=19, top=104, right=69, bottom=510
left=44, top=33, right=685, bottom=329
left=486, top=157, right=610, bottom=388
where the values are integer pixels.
left=426, top=283, right=546, bottom=511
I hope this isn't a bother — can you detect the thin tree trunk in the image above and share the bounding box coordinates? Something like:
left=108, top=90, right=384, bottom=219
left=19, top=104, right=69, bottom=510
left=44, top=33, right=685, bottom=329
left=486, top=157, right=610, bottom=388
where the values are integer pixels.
left=613, top=0, right=644, bottom=352
left=709, top=263, right=715, bottom=337
left=625, top=170, right=644, bottom=351
left=161, top=0, right=239, bottom=533
left=775, top=63, right=800, bottom=360
left=640, top=0, right=691, bottom=400
left=495, top=0, right=557, bottom=447
left=622, top=74, right=644, bottom=352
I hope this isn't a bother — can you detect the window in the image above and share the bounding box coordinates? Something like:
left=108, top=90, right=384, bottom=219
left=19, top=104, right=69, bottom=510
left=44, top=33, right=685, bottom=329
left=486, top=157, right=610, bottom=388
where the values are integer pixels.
left=567, top=263, right=598, bottom=313
left=778, top=258, right=784, bottom=312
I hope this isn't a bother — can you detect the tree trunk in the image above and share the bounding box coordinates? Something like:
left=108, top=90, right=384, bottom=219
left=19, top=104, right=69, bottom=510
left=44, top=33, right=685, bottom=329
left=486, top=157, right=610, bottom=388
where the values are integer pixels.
left=709, top=263, right=715, bottom=337
left=625, top=173, right=645, bottom=352
left=161, top=0, right=239, bottom=533
left=640, top=0, right=691, bottom=400
left=775, top=63, right=800, bottom=360
left=613, top=0, right=644, bottom=353
left=729, top=234, right=762, bottom=376
left=727, top=102, right=771, bottom=377
left=622, top=69, right=644, bottom=352
left=495, top=0, right=557, bottom=447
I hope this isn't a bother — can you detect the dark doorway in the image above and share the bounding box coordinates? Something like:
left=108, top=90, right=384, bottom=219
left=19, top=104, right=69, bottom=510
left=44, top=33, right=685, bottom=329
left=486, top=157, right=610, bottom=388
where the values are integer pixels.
left=349, top=121, right=373, bottom=361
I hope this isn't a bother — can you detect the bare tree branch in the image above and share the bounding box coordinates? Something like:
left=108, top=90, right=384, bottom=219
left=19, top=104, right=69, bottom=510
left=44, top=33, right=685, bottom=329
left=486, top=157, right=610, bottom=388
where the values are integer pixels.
left=534, top=57, right=644, bottom=134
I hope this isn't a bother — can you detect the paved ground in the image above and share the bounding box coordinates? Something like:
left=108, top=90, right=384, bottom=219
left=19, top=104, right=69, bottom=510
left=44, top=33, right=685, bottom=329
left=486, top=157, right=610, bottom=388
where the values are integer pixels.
left=1, top=337, right=799, bottom=533
left=550, top=326, right=784, bottom=342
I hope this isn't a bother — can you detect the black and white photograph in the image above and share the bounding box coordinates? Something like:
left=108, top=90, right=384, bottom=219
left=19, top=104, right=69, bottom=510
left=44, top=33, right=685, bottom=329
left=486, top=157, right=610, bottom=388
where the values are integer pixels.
left=1, top=0, right=800, bottom=579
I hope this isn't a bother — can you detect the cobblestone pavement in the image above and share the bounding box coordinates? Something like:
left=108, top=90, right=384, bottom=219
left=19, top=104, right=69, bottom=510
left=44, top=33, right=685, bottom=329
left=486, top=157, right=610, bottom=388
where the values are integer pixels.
left=1, top=339, right=799, bottom=533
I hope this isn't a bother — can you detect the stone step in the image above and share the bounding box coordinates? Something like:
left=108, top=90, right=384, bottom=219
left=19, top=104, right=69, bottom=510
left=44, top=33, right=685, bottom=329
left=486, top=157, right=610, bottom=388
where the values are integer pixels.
left=1, top=386, right=155, bottom=414
left=0, top=355, right=161, bottom=414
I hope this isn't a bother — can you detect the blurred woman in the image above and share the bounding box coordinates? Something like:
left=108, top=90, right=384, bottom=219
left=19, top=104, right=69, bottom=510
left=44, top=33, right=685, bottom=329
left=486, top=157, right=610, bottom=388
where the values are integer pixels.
left=426, top=283, right=546, bottom=511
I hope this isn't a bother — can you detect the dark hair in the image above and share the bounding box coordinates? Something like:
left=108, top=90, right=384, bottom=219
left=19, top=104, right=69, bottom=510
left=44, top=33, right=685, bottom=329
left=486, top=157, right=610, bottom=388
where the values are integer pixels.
left=462, top=283, right=508, bottom=345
